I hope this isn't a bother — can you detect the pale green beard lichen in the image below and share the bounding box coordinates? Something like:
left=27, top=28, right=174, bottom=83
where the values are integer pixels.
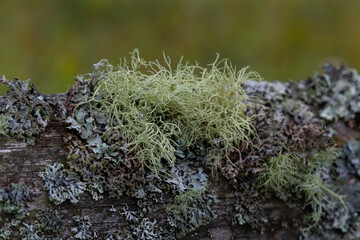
left=78, top=49, right=259, bottom=172
left=257, top=152, right=347, bottom=230
left=166, top=189, right=205, bottom=215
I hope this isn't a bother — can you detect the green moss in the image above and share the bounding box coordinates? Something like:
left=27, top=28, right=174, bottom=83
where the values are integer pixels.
left=77, top=50, right=258, bottom=172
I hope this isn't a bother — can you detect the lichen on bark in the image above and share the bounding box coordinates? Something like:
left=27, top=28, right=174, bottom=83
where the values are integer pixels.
left=0, top=57, right=360, bottom=239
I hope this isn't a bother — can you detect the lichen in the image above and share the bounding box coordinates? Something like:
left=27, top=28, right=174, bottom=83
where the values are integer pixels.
left=39, top=163, right=86, bottom=205
left=166, top=189, right=217, bottom=235
left=257, top=151, right=347, bottom=229
left=130, top=218, right=162, bottom=240
left=0, top=114, right=8, bottom=136
left=70, top=216, right=95, bottom=240
left=0, top=75, right=49, bottom=145
left=0, top=181, right=30, bottom=219
left=295, top=64, right=360, bottom=123
left=0, top=54, right=352, bottom=238
left=71, top=49, right=258, bottom=173
left=36, top=208, right=63, bottom=233
left=231, top=188, right=268, bottom=232
left=0, top=220, right=12, bottom=240
left=19, top=222, right=43, bottom=240
left=300, top=140, right=360, bottom=239
left=60, top=54, right=357, bottom=238
left=239, top=75, right=351, bottom=233
left=340, top=140, right=360, bottom=177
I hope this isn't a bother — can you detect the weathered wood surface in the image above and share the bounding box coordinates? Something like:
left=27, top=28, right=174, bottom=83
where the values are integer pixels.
left=0, top=96, right=304, bottom=240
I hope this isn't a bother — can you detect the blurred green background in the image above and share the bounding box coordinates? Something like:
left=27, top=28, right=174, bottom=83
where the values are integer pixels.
left=1, top=0, right=360, bottom=94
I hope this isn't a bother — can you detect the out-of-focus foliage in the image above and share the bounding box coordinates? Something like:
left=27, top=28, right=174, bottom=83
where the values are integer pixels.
left=1, top=0, right=360, bottom=94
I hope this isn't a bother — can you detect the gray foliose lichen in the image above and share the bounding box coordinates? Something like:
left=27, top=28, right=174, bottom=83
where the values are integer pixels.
left=0, top=75, right=50, bottom=145
left=39, top=163, right=86, bottom=205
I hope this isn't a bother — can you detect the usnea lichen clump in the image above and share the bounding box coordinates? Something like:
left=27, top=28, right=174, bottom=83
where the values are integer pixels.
left=73, top=49, right=258, bottom=172
left=62, top=50, right=257, bottom=238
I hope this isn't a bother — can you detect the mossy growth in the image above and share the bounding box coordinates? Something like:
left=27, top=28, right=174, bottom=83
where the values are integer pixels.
left=77, top=49, right=259, bottom=172
left=257, top=151, right=347, bottom=230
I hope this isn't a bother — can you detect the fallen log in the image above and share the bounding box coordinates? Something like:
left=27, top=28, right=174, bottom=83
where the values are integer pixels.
left=1, top=58, right=360, bottom=240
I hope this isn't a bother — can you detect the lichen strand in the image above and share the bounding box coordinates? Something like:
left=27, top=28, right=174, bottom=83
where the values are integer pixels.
left=0, top=75, right=50, bottom=145
left=257, top=152, right=346, bottom=228
left=299, top=140, right=360, bottom=239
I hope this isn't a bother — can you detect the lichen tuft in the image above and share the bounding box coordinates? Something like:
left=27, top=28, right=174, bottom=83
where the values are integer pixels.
left=75, top=49, right=258, bottom=172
